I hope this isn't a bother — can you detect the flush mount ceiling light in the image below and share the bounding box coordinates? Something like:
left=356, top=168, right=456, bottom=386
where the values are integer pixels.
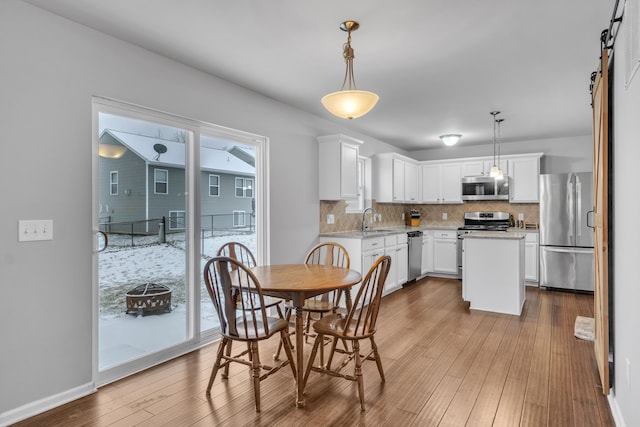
left=98, top=144, right=127, bottom=159
left=440, top=134, right=461, bottom=146
left=321, top=20, right=379, bottom=120
left=489, top=111, right=504, bottom=180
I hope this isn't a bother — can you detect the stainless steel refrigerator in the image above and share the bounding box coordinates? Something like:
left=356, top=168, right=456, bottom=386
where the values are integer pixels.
left=539, top=173, right=595, bottom=291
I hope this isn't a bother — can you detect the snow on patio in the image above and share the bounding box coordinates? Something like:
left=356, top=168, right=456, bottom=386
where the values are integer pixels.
left=98, top=231, right=256, bottom=369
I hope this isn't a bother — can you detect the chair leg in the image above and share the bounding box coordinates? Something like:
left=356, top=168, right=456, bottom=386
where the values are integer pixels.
left=207, top=338, right=228, bottom=395
left=280, top=329, right=297, bottom=380
left=273, top=307, right=293, bottom=361
left=222, top=339, right=233, bottom=379
left=304, top=312, right=312, bottom=343
left=326, top=334, right=340, bottom=370
left=352, top=340, right=365, bottom=411
left=250, top=341, right=262, bottom=412
left=303, top=333, right=323, bottom=391
left=370, top=336, right=385, bottom=382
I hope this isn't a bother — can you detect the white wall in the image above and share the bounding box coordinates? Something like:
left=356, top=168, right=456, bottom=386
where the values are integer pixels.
left=2, top=0, right=633, bottom=424
left=0, top=1, right=402, bottom=420
left=611, top=10, right=640, bottom=427
left=410, top=135, right=593, bottom=174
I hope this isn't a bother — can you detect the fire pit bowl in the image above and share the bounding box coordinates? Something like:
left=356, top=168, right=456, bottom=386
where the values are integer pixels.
left=126, top=283, right=172, bottom=316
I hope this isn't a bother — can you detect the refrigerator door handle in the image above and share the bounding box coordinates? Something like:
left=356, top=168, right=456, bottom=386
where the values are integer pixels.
left=542, top=246, right=594, bottom=254
left=576, top=181, right=582, bottom=236
left=587, top=209, right=595, bottom=229
left=567, top=180, right=575, bottom=238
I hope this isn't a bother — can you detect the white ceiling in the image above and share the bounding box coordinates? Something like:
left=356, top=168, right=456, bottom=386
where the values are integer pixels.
left=23, top=0, right=614, bottom=151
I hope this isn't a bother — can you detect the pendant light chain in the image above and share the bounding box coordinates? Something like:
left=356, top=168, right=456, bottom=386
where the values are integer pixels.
left=341, top=31, right=356, bottom=91
left=493, top=115, right=498, bottom=166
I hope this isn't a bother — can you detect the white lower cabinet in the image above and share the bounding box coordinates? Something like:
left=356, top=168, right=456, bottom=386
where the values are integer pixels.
left=421, top=230, right=434, bottom=275
left=320, top=232, right=408, bottom=304
left=384, top=233, right=408, bottom=295
left=432, top=230, right=458, bottom=274
left=525, top=232, right=539, bottom=284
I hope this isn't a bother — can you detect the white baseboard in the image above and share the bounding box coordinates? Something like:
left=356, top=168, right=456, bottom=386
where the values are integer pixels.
left=608, top=392, right=627, bottom=427
left=0, top=382, right=96, bottom=427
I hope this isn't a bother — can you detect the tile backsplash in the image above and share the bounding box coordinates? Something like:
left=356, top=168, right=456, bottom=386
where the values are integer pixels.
left=319, top=200, right=540, bottom=234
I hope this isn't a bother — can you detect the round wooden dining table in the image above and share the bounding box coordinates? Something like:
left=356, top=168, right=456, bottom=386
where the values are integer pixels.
left=249, top=263, right=362, bottom=408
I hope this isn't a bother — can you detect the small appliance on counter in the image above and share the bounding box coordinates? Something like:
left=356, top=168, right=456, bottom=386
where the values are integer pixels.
left=407, top=209, right=421, bottom=227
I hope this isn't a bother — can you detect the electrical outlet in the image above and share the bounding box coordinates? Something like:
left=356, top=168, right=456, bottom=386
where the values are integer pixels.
left=401, top=213, right=405, bottom=221
left=442, top=212, right=448, bottom=220
left=376, top=213, right=382, bottom=221
left=18, top=220, right=53, bottom=242
left=326, top=214, right=335, bottom=225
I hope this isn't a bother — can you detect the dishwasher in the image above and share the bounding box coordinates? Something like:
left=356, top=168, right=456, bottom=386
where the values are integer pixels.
left=407, top=230, right=423, bottom=282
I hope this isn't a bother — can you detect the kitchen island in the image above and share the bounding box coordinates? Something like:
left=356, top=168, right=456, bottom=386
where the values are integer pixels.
left=462, top=231, right=527, bottom=315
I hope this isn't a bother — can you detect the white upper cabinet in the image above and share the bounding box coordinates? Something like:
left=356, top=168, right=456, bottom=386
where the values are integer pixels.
left=404, top=161, right=420, bottom=203
left=421, top=161, right=462, bottom=204
left=317, top=134, right=363, bottom=200
left=461, top=158, right=509, bottom=177
left=374, top=153, right=420, bottom=203
left=462, top=160, right=487, bottom=177
left=392, top=158, right=405, bottom=202
left=372, top=152, right=542, bottom=205
left=508, top=154, right=542, bottom=203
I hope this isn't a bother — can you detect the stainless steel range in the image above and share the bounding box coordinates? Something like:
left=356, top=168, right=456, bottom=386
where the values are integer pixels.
left=456, top=212, right=510, bottom=278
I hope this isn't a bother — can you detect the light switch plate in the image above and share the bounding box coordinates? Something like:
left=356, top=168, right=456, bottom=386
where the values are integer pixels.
left=18, top=220, right=53, bottom=242
left=326, top=214, right=335, bottom=225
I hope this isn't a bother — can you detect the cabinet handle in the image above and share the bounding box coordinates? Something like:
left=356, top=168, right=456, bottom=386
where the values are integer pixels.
left=371, top=242, right=379, bottom=246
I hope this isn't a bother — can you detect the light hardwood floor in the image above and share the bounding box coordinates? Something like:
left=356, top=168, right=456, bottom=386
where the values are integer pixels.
left=14, top=277, right=614, bottom=426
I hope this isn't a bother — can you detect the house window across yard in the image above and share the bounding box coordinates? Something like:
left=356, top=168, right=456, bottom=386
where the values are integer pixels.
left=233, top=210, right=246, bottom=227
left=209, top=174, right=220, bottom=197
left=235, top=177, right=253, bottom=198
left=110, top=171, right=118, bottom=195
left=169, top=210, right=186, bottom=230
left=155, top=169, right=168, bottom=194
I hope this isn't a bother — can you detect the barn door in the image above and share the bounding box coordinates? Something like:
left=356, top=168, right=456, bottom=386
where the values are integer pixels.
left=592, top=48, right=610, bottom=394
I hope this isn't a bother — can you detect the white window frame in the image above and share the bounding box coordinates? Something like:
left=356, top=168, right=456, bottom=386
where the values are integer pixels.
left=346, top=157, right=371, bottom=213
left=233, top=210, right=246, bottom=227
left=169, top=210, right=186, bottom=230
left=208, top=174, right=220, bottom=197
left=110, top=171, right=118, bottom=196
left=154, top=168, right=168, bottom=194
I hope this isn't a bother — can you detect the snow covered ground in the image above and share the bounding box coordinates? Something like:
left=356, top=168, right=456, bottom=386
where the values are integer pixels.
left=98, top=231, right=256, bottom=369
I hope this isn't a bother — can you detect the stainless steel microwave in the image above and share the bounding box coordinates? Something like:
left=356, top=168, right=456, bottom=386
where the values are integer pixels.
left=461, top=176, right=509, bottom=200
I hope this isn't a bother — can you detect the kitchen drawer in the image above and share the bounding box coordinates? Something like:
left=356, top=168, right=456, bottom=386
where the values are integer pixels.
left=384, top=235, right=397, bottom=247
left=434, top=230, right=457, bottom=239
left=396, top=233, right=408, bottom=244
left=525, top=232, right=539, bottom=243
left=362, top=236, right=385, bottom=251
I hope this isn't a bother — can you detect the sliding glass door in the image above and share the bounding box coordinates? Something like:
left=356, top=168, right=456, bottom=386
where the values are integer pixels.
left=96, top=111, right=190, bottom=371
left=93, top=98, right=268, bottom=385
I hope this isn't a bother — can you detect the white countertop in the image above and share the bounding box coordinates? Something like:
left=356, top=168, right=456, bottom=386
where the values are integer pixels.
left=320, top=225, right=533, bottom=240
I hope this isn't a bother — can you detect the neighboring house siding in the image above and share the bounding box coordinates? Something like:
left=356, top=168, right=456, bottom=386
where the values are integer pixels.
left=98, top=137, right=148, bottom=232
left=99, top=131, right=255, bottom=234
left=200, top=172, right=253, bottom=229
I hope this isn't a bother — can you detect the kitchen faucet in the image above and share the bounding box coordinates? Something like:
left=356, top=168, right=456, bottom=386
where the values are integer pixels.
left=361, top=207, right=378, bottom=231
